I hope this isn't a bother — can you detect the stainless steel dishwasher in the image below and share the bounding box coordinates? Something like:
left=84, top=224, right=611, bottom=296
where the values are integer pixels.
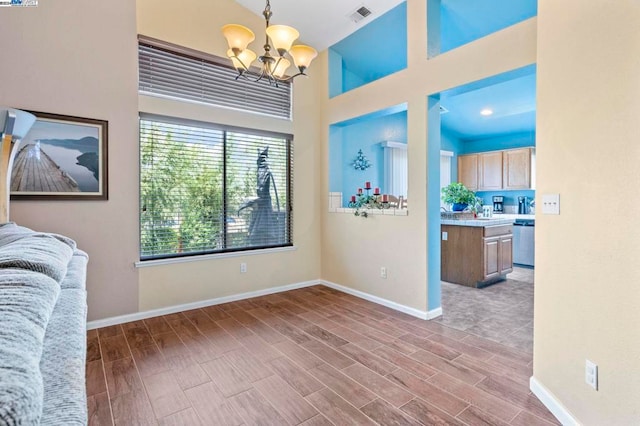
left=513, top=219, right=535, bottom=266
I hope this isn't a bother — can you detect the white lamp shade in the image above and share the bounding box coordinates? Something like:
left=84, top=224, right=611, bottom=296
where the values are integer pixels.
left=227, top=49, right=257, bottom=70
left=272, top=58, right=291, bottom=78
left=266, top=25, right=299, bottom=54
left=221, top=24, right=255, bottom=51
left=288, top=45, right=318, bottom=69
left=0, top=107, right=36, bottom=141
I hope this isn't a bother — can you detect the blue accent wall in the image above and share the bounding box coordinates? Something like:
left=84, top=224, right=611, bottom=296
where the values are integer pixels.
left=329, top=108, right=408, bottom=206
left=475, top=190, right=535, bottom=208
left=329, top=2, right=407, bottom=97
left=460, top=131, right=535, bottom=152
left=430, top=0, right=537, bottom=55
left=441, top=129, right=462, bottom=183
left=427, top=96, right=442, bottom=311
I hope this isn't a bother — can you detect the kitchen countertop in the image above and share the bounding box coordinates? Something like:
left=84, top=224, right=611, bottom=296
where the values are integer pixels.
left=493, top=213, right=535, bottom=220
left=441, top=217, right=517, bottom=227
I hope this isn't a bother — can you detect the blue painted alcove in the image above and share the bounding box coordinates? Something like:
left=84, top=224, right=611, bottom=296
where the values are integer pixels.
left=329, top=105, right=408, bottom=206
left=329, top=2, right=408, bottom=98
left=428, top=0, right=537, bottom=57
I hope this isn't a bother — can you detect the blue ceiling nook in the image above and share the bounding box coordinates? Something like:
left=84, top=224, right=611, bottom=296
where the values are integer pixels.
left=329, top=2, right=408, bottom=98
left=428, top=0, right=538, bottom=57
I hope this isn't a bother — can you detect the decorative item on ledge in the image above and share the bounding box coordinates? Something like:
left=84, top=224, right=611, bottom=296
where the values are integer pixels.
left=347, top=181, right=390, bottom=217
left=351, top=149, right=372, bottom=171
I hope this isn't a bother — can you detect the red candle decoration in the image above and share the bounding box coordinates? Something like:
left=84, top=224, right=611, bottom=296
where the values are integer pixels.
left=374, top=187, right=380, bottom=195
left=358, top=188, right=363, bottom=194
left=365, top=181, right=371, bottom=189
left=351, top=195, right=356, bottom=202
left=382, top=194, right=389, bottom=202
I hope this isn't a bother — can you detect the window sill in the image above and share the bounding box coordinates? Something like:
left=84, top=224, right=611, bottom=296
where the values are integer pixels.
left=135, top=246, right=297, bottom=268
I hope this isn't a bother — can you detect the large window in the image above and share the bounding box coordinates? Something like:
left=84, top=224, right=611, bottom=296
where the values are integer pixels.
left=139, top=115, right=292, bottom=260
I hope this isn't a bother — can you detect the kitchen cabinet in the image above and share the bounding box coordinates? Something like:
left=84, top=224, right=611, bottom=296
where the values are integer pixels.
left=457, top=154, right=478, bottom=191
left=442, top=223, right=513, bottom=288
left=499, top=235, right=513, bottom=275
left=478, top=151, right=503, bottom=190
left=503, top=148, right=534, bottom=189
left=457, top=147, right=534, bottom=191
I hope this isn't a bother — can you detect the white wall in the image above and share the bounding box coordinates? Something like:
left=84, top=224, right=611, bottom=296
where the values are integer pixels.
left=135, top=0, right=322, bottom=311
left=534, top=0, right=640, bottom=423
left=0, top=0, right=322, bottom=321
left=0, top=0, right=140, bottom=321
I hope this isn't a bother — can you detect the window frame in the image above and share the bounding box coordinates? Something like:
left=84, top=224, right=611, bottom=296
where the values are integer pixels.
left=138, top=113, right=294, bottom=262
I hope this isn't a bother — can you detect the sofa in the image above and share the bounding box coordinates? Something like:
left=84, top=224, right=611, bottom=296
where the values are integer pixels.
left=0, top=222, right=88, bottom=425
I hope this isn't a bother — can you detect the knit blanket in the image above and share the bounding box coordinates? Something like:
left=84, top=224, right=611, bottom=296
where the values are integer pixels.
left=0, top=233, right=75, bottom=283
left=0, top=269, right=61, bottom=425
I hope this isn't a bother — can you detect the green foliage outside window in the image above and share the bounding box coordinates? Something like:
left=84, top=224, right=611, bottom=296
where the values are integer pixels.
left=140, top=120, right=289, bottom=259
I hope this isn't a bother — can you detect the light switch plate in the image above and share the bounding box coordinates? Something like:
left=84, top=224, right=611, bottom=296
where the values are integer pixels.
left=585, top=359, right=598, bottom=390
left=542, top=194, right=560, bottom=215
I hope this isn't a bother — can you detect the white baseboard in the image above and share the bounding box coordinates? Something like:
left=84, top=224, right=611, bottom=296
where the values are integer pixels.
left=530, top=376, right=579, bottom=425
left=87, top=280, right=319, bottom=330
left=426, top=307, right=443, bottom=320
left=320, top=279, right=432, bottom=320
left=88, top=278, right=442, bottom=329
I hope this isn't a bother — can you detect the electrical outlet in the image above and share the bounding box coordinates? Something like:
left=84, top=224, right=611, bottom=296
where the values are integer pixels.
left=442, top=231, right=448, bottom=241
left=240, top=263, right=247, bottom=273
left=380, top=267, right=387, bottom=279
left=585, top=359, right=598, bottom=390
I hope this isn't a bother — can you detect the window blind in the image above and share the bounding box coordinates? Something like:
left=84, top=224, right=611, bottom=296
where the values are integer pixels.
left=140, top=116, right=292, bottom=260
left=138, top=41, right=292, bottom=120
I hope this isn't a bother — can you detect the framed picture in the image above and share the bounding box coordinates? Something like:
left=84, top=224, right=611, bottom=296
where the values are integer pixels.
left=10, top=111, right=108, bottom=200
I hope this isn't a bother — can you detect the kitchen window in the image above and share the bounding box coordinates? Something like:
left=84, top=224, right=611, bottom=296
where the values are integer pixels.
left=139, top=115, right=293, bottom=260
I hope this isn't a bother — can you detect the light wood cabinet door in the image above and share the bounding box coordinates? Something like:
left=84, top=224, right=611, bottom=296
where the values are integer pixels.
left=483, top=237, right=500, bottom=280
left=499, top=235, right=514, bottom=275
left=503, top=148, right=532, bottom=189
left=478, top=151, right=503, bottom=190
left=457, top=154, right=478, bottom=191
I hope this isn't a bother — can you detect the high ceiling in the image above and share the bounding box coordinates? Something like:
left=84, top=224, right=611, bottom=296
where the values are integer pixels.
left=234, top=0, right=537, bottom=140
left=233, top=0, right=405, bottom=51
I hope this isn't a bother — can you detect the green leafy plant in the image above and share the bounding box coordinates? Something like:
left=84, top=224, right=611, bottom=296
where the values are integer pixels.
left=441, top=183, right=477, bottom=206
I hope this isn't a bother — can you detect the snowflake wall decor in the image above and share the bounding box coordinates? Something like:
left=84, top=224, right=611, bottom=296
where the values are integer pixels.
left=351, top=149, right=372, bottom=171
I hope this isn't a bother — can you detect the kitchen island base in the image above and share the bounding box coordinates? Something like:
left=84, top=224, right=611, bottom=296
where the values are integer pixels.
left=441, top=223, right=513, bottom=288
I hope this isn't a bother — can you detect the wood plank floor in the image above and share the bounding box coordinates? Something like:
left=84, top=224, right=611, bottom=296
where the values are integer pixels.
left=86, top=285, right=558, bottom=426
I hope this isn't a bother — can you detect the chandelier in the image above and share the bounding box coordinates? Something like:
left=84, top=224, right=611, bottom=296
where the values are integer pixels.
left=221, top=0, right=317, bottom=86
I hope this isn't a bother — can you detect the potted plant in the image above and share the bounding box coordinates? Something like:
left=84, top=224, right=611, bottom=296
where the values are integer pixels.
left=441, top=183, right=477, bottom=211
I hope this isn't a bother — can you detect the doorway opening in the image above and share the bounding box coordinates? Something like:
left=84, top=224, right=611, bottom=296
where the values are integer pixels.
left=427, top=65, right=536, bottom=353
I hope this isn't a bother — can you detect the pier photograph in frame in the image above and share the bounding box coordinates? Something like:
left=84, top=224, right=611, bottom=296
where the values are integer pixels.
left=10, top=111, right=108, bottom=200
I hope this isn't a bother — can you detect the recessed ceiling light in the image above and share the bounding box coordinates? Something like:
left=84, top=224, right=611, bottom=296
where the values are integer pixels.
left=480, top=108, right=493, bottom=116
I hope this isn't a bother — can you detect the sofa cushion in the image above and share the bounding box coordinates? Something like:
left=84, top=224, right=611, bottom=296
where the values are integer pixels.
left=0, top=269, right=60, bottom=425
left=0, top=233, right=75, bottom=283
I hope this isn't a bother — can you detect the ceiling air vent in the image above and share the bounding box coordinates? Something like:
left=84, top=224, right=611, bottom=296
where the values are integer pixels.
left=348, top=5, right=373, bottom=24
